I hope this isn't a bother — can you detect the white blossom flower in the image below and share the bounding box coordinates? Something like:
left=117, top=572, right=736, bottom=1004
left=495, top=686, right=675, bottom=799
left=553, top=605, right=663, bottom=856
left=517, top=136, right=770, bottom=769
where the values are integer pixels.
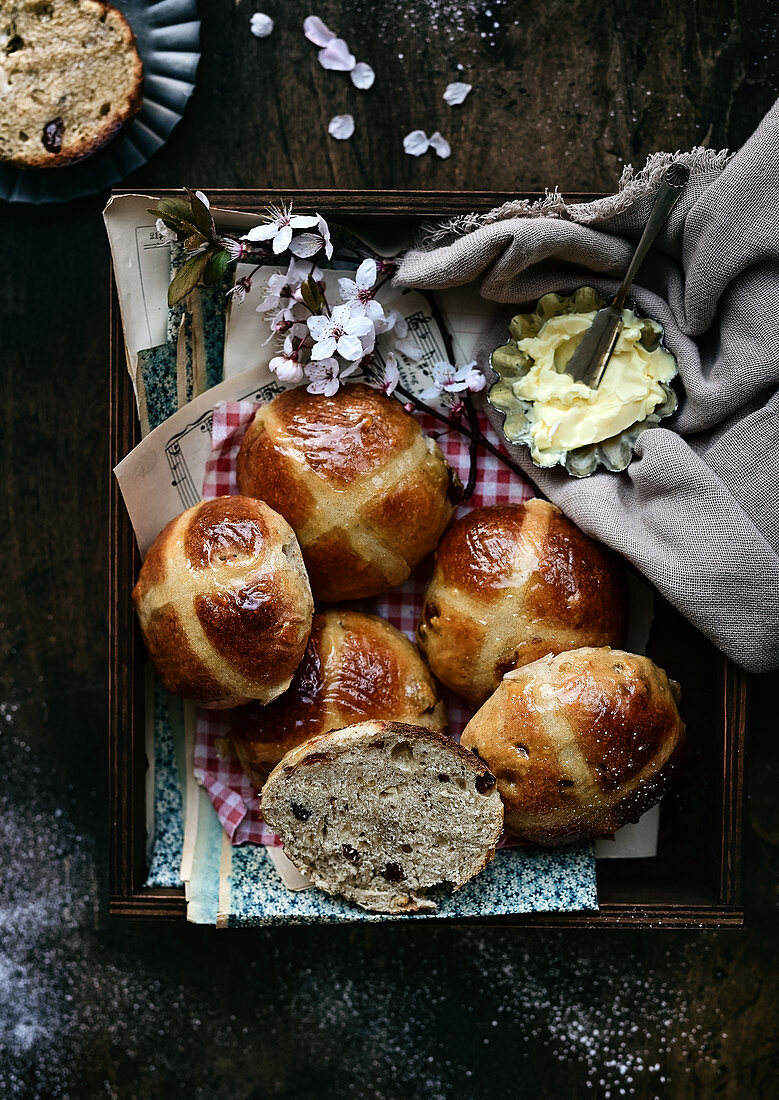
left=419, top=360, right=484, bottom=401
left=269, top=335, right=304, bottom=385
left=218, top=237, right=251, bottom=260
left=338, top=258, right=385, bottom=322
left=403, top=130, right=430, bottom=157
left=318, top=37, right=355, bottom=71
left=307, top=304, right=374, bottom=361
left=372, top=354, right=400, bottom=397
left=303, top=15, right=335, bottom=46
left=249, top=12, right=274, bottom=37
left=243, top=204, right=319, bottom=255
left=226, top=276, right=253, bottom=304
left=263, top=310, right=307, bottom=345
left=305, top=358, right=358, bottom=397
left=443, top=81, right=472, bottom=106
left=194, top=190, right=210, bottom=209
left=327, top=114, right=355, bottom=141
left=289, top=214, right=334, bottom=260
left=255, top=259, right=304, bottom=312
left=155, top=218, right=177, bottom=244
left=351, top=62, right=375, bottom=89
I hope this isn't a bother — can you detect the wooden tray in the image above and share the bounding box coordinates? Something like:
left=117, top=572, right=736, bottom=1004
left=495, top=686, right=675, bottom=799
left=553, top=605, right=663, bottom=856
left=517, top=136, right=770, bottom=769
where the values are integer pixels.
left=109, top=189, right=747, bottom=927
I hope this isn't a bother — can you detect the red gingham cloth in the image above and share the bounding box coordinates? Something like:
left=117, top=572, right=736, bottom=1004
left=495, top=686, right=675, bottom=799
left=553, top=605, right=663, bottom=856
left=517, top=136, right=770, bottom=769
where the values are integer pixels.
left=194, top=398, right=534, bottom=845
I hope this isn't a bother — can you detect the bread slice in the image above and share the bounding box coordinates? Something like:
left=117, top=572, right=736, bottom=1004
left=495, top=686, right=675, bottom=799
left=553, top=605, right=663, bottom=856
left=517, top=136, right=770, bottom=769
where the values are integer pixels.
left=261, top=721, right=505, bottom=913
left=0, top=0, right=144, bottom=168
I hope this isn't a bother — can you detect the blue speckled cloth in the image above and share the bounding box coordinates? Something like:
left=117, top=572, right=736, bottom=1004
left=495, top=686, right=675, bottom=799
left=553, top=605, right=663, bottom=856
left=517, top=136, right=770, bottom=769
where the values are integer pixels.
left=145, top=679, right=186, bottom=888
left=184, top=792, right=597, bottom=927
left=222, top=844, right=597, bottom=926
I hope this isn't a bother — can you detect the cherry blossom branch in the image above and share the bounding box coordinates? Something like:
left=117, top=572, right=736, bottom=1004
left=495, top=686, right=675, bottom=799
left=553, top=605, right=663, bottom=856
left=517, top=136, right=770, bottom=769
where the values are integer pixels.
left=392, top=381, right=526, bottom=481
left=463, top=397, right=480, bottom=499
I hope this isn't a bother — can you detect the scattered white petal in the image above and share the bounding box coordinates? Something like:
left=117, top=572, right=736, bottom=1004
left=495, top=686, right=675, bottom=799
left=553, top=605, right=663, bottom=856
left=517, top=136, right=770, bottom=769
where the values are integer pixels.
left=443, top=81, right=472, bottom=106
left=318, top=37, right=356, bottom=71
left=429, top=131, right=451, bottom=159
left=303, top=15, right=335, bottom=47
left=250, top=12, right=274, bottom=37
left=194, top=190, right=210, bottom=209
left=403, top=130, right=430, bottom=157
left=351, top=62, right=375, bottom=90
left=328, top=114, right=355, bottom=140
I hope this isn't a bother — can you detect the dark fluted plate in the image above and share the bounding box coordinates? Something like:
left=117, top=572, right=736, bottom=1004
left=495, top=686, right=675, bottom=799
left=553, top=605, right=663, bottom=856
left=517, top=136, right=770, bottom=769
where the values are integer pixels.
left=0, top=0, right=200, bottom=204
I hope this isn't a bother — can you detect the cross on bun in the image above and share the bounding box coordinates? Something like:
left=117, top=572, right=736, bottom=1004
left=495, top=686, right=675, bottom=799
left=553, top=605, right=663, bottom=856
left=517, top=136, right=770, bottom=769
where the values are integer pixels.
left=417, top=499, right=627, bottom=707
left=132, top=496, right=313, bottom=708
left=461, top=647, right=685, bottom=845
left=236, top=385, right=457, bottom=602
left=230, top=610, right=446, bottom=788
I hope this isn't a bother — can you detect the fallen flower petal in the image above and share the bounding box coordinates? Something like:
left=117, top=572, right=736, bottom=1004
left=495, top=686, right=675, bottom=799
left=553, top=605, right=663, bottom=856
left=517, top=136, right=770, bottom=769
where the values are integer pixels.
left=443, top=81, right=472, bottom=106
left=318, top=37, right=356, bottom=71
left=394, top=336, right=423, bottom=360
left=250, top=12, right=274, bottom=37
left=351, top=62, right=375, bottom=89
left=429, top=131, right=451, bottom=159
left=303, top=15, right=335, bottom=47
left=403, top=130, right=430, bottom=157
left=328, top=114, right=355, bottom=140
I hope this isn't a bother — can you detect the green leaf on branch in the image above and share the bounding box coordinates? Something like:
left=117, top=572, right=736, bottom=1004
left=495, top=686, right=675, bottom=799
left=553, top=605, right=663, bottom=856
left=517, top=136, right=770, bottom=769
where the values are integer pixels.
left=185, top=188, right=216, bottom=239
left=203, top=249, right=232, bottom=286
left=184, top=232, right=208, bottom=251
left=147, top=206, right=200, bottom=240
left=157, top=197, right=195, bottom=223
left=167, top=250, right=210, bottom=306
left=301, top=276, right=324, bottom=313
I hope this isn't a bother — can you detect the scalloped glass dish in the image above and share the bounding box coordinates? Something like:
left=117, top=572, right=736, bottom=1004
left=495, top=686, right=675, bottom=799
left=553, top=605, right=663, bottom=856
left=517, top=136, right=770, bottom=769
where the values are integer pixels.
left=488, top=287, right=678, bottom=478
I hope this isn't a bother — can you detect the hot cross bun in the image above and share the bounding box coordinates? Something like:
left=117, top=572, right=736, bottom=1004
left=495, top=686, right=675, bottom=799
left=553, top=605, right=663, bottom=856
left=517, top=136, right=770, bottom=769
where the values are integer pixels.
left=235, top=385, right=456, bottom=601
left=417, top=499, right=627, bottom=707
left=132, top=496, right=313, bottom=708
left=461, top=647, right=685, bottom=844
left=230, top=610, right=446, bottom=788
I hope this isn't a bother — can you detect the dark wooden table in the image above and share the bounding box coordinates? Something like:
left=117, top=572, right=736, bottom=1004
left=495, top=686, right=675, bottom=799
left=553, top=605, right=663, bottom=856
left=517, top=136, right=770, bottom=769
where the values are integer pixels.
left=1, top=1, right=777, bottom=1096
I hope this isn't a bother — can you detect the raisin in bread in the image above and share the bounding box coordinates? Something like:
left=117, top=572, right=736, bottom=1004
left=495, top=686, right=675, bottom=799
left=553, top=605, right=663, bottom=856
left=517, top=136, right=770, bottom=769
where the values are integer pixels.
left=261, top=720, right=504, bottom=913
left=0, top=0, right=143, bottom=168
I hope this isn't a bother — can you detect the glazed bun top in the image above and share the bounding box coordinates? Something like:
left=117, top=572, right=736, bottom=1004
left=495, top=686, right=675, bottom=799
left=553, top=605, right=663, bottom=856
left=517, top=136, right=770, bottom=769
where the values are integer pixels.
left=236, top=384, right=456, bottom=601
left=230, top=609, right=446, bottom=788
left=132, top=496, right=313, bottom=708
left=418, top=499, right=628, bottom=706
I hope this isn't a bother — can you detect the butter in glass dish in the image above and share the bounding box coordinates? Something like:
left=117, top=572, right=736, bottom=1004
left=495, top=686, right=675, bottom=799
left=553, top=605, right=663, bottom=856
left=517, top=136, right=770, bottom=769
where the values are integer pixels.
left=488, top=287, right=678, bottom=477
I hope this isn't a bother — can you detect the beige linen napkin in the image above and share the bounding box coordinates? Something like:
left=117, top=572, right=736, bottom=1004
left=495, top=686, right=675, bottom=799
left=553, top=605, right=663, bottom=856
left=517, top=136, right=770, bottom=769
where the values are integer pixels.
left=395, top=103, right=779, bottom=673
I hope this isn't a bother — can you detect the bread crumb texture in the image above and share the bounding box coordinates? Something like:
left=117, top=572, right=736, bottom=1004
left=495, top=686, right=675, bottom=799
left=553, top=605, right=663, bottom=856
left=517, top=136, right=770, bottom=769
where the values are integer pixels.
left=261, top=721, right=504, bottom=914
left=0, top=0, right=143, bottom=167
